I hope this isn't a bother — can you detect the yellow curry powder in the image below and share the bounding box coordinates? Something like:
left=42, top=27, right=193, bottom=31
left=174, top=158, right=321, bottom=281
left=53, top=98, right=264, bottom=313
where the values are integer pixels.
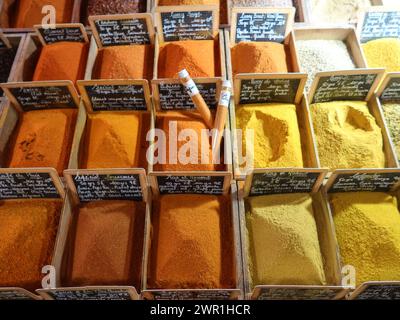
left=246, top=193, right=326, bottom=285
left=331, top=192, right=400, bottom=285
left=362, top=38, right=400, bottom=72
left=311, top=100, right=385, bottom=169
left=235, top=104, right=304, bottom=169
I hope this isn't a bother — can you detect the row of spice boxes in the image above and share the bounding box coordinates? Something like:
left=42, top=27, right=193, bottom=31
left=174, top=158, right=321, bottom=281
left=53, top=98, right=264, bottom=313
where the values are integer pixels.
left=0, top=166, right=399, bottom=300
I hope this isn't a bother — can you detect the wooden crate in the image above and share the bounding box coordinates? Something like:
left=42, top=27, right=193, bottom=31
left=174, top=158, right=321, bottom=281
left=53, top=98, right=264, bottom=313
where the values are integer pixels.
left=0, top=33, right=26, bottom=86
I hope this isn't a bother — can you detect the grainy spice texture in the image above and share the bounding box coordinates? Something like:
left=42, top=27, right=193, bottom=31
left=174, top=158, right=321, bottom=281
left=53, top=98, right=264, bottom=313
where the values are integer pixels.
left=231, top=42, right=289, bottom=75
left=33, top=42, right=88, bottom=84
left=87, top=0, right=146, bottom=16
left=94, top=45, right=153, bottom=80
left=0, top=46, right=16, bottom=94
left=0, top=199, right=63, bottom=291
left=246, top=193, right=326, bottom=285
left=148, top=195, right=236, bottom=289
left=159, top=0, right=218, bottom=4
left=154, top=113, right=220, bottom=171
left=8, top=109, right=77, bottom=175
left=14, top=0, right=74, bottom=28
left=311, top=101, right=385, bottom=169
left=64, top=201, right=145, bottom=287
left=382, top=103, right=400, bottom=164
left=82, top=113, right=141, bottom=169
left=297, top=40, right=355, bottom=91
left=331, top=192, right=400, bottom=286
left=0, top=0, right=13, bottom=28
left=362, top=38, right=400, bottom=72
left=235, top=104, right=304, bottom=169
left=310, top=0, right=371, bottom=24
left=232, top=0, right=292, bottom=5
left=158, top=40, right=216, bottom=78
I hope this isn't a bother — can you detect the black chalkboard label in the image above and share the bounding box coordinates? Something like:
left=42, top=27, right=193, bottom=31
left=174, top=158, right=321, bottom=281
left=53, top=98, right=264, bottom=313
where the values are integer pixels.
left=355, top=284, right=400, bottom=300
left=249, top=172, right=321, bottom=196
left=380, top=78, right=400, bottom=102
left=312, top=74, right=377, bottom=103
left=45, top=289, right=133, bottom=300
left=0, top=172, right=60, bottom=199
left=85, top=84, right=147, bottom=111
left=235, top=12, right=288, bottom=43
left=9, top=86, right=76, bottom=111
left=38, top=27, right=85, bottom=44
left=158, top=83, right=217, bottom=110
left=94, top=18, right=150, bottom=46
left=329, top=172, right=400, bottom=193
left=360, top=11, right=400, bottom=43
left=145, top=290, right=236, bottom=300
left=160, top=11, right=214, bottom=42
left=0, top=290, right=35, bottom=300
left=239, top=78, right=300, bottom=104
left=255, top=287, right=343, bottom=300
left=72, top=174, right=143, bottom=202
left=156, top=175, right=225, bottom=195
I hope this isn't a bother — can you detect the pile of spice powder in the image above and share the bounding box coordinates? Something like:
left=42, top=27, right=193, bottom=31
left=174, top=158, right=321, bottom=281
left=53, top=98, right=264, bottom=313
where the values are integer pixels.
left=296, top=40, right=356, bottom=91
left=154, top=112, right=220, bottom=171
left=0, top=199, right=63, bottom=291
left=0, top=46, right=16, bottom=95
left=148, top=194, right=236, bottom=289
left=94, top=45, right=153, bottom=80
left=235, top=104, right=304, bottom=169
left=231, top=42, right=289, bottom=75
left=158, top=40, right=216, bottom=78
left=159, top=0, right=218, bottom=4
left=8, top=109, right=77, bottom=175
left=82, top=113, right=141, bottom=169
left=33, top=42, right=88, bottom=84
left=362, top=38, right=400, bottom=72
left=231, top=0, right=292, bottom=6
left=331, top=192, right=400, bottom=285
left=0, top=0, right=13, bottom=28
left=87, top=0, right=146, bottom=16
left=310, top=0, right=371, bottom=24
left=65, top=201, right=145, bottom=287
left=311, top=101, right=385, bottom=169
left=246, top=193, right=326, bottom=285
left=382, top=103, right=400, bottom=164
left=14, top=0, right=73, bottom=28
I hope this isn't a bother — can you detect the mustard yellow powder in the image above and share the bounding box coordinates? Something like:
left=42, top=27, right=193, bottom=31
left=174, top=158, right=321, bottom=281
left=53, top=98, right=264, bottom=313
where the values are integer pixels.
left=246, top=193, right=326, bottom=286
left=235, top=104, right=304, bottom=169
left=311, top=101, right=385, bottom=169
left=362, top=38, right=400, bottom=72
left=331, top=192, right=400, bottom=286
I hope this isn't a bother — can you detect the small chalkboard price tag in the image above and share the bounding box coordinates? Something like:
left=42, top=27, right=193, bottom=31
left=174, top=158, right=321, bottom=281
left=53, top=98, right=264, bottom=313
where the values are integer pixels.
left=311, top=73, right=379, bottom=104
left=89, top=14, right=154, bottom=48
left=0, top=289, right=38, bottom=300
left=155, top=81, right=218, bottom=110
left=246, top=170, right=324, bottom=197
left=327, top=171, right=400, bottom=193
left=359, top=10, right=400, bottom=43
left=237, top=77, right=303, bottom=105
left=78, top=80, right=150, bottom=112
left=152, top=174, right=229, bottom=195
left=253, top=286, right=345, bottom=300
left=0, top=172, right=61, bottom=200
left=231, top=8, right=294, bottom=44
left=1, top=82, right=79, bottom=112
left=156, top=6, right=217, bottom=42
left=379, top=76, right=400, bottom=102
left=143, top=289, right=239, bottom=300
left=0, top=31, right=11, bottom=49
left=38, top=287, right=138, bottom=300
left=352, top=283, right=400, bottom=300
left=66, top=172, right=144, bottom=202
left=35, top=24, right=88, bottom=45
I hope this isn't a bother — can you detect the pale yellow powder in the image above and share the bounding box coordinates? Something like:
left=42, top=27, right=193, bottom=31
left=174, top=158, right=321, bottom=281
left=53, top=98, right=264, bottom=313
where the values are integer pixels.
left=235, top=104, right=304, bottom=169
left=311, top=101, right=385, bottom=169
left=362, top=38, right=400, bottom=72
left=246, top=193, right=326, bottom=286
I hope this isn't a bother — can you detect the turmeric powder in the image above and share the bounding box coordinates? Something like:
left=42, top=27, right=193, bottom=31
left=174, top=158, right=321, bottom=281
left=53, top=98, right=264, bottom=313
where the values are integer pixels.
left=8, top=109, right=77, bottom=175
left=231, top=42, right=289, bottom=75
left=148, top=194, right=236, bottom=289
left=158, top=40, right=216, bottom=78
left=0, top=199, right=63, bottom=291
left=310, top=100, right=385, bottom=169
left=362, top=38, right=400, bottom=72
left=33, top=42, right=88, bottom=84
left=331, top=192, right=400, bottom=285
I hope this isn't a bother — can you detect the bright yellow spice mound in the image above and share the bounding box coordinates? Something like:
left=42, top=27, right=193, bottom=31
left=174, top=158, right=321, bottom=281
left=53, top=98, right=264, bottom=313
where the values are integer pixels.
left=311, top=100, right=385, bottom=169
left=246, top=193, right=326, bottom=286
left=362, top=38, right=400, bottom=72
left=235, top=104, right=304, bottom=169
left=331, top=192, right=400, bottom=286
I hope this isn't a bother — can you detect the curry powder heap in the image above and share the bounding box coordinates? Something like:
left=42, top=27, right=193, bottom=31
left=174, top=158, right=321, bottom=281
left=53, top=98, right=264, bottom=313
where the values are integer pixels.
left=362, top=38, right=400, bottom=72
